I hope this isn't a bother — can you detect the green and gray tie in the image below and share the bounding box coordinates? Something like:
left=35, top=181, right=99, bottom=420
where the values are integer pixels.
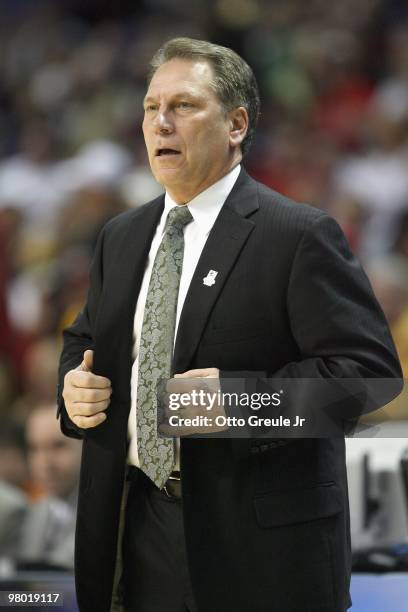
left=137, top=205, right=193, bottom=488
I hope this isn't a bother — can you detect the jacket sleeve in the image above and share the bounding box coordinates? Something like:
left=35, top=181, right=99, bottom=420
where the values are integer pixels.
left=220, top=214, right=403, bottom=431
left=57, top=226, right=106, bottom=439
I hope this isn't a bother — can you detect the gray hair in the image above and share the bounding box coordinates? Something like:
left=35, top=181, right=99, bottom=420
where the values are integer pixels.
left=147, top=37, right=260, bottom=156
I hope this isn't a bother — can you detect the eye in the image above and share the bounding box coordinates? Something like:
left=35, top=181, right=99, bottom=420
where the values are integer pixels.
left=177, top=101, right=193, bottom=109
left=144, top=104, right=158, bottom=112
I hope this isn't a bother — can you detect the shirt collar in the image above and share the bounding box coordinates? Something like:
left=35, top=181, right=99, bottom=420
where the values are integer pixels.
left=163, top=164, right=241, bottom=236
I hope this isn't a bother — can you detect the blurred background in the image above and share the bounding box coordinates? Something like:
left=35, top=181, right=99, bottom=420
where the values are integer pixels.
left=0, top=0, right=408, bottom=610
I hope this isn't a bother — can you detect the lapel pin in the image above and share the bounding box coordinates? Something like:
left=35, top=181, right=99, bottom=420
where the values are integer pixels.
left=203, top=270, right=218, bottom=287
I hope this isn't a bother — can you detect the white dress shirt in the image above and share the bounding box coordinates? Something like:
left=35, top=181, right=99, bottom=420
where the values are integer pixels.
left=127, top=164, right=241, bottom=467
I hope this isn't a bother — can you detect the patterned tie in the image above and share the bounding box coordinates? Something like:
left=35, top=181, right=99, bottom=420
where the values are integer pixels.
left=137, top=205, right=193, bottom=488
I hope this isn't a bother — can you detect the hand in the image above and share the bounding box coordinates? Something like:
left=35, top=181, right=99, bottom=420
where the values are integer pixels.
left=174, top=367, right=219, bottom=380
left=159, top=367, right=228, bottom=437
left=62, top=350, right=112, bottom=429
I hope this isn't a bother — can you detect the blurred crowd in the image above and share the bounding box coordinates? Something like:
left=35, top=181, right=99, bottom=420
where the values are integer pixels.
left=0, top=0, right=408, bottom=567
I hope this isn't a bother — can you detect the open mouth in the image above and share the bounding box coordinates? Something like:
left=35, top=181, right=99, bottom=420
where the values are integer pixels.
left=155, top=148, right=180, bottom=156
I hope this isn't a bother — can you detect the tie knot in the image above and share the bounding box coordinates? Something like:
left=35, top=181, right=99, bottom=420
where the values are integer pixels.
left=165, top=205, right=193, bottom=232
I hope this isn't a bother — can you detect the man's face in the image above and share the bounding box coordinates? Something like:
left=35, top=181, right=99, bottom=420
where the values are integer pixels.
left=143, top=58, right=242, bottom=202
left=26, top=406, right=81, bottom=500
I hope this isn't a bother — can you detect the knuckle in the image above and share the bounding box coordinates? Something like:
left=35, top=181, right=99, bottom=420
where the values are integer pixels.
left=73, top=390, right=82, bottom=403
left=87, top=403, right=103, bottom=416
left=90, top=414, right=105, bottom=427
left=64, top=387, right=76, bottom=401
left=73, top=416, right=86, bottom=429
left=80, top=389, right=90, bottom=403
left=75, top=412, right=105, bottom=429
left=65, top=369, right=78, bottom=385
left=66, top=406, right=75, bottom=419
left=66, top=400, right=75, bottom=412
left=80, top=404, right=93, bottom=416
left=77, top=415, right=94, bottom=429
left=62, top=385, right=71, bottom=399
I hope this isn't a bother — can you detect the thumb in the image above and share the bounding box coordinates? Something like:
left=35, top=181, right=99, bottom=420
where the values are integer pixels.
left=79, top=349, right=94, bottom=372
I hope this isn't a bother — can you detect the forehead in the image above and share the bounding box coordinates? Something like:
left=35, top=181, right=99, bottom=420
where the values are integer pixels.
left=146, top=58, right=216, bottom=98
left=27, top=409, right=61, bottom=441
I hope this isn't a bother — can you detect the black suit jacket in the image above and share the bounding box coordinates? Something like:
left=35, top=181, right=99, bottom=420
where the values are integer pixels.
left=58, top=168, right=402, bottom=612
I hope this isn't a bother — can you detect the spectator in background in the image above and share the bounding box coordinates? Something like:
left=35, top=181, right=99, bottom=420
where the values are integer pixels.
left=11, top=338, right=62, bottom=422
left=366, top=255, right=408, bottom=333
left=20, top=402, right=81, bottom=569
left=25, top=402, right=81, bottom=503
left=0, top=481, right=27, bottom=562
left=0, top=117, right=63, bottom=234
left=0, top=418, right=29, bottom=492
left=333, top=24, right=408, bottom=261
left=394, top=209, right=408, bottom=260
left=0, top=419, right=29, bottom=563
left=366, top=254, right=408, bottom=420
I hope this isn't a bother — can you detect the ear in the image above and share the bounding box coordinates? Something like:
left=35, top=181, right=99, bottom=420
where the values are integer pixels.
left=228, top=107, right=249, bottom=149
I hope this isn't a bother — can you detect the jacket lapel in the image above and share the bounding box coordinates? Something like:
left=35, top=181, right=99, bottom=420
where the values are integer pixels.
left=116, top=197, right=165, bottom=320
left=94, top=196, right=164, bottom=388
left=173, top=169, right=259, bottom=373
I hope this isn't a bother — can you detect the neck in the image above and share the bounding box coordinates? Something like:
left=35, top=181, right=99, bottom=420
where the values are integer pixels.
left=167, top=155, right=241, bottom=204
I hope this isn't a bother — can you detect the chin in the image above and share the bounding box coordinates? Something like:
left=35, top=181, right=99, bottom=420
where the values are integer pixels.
left=156, top=171, right=184, bottom=188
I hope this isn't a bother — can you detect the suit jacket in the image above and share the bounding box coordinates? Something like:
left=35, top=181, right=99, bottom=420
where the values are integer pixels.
left=58, top=168, right=402, bottom=612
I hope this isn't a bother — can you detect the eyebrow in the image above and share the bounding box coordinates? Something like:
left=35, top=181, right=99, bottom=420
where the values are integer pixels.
left=143, top=91, right=204, bottom=105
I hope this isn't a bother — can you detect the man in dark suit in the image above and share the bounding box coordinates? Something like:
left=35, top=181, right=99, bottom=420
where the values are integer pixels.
left=57, top=38, right=402, bottom=612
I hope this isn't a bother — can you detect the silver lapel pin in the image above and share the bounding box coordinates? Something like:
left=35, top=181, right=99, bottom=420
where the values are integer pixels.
left=203, top=270, right=218, bottom=287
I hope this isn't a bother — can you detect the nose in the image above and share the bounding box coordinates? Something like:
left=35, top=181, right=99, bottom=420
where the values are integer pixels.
left=153, top=109, right=174, bottom=134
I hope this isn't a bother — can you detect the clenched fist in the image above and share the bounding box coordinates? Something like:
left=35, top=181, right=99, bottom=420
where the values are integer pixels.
left=62, top=349, right=112, bottom=429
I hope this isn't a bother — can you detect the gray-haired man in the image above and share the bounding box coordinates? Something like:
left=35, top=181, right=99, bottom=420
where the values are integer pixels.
left=58, top=38, right=402, bottom=611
